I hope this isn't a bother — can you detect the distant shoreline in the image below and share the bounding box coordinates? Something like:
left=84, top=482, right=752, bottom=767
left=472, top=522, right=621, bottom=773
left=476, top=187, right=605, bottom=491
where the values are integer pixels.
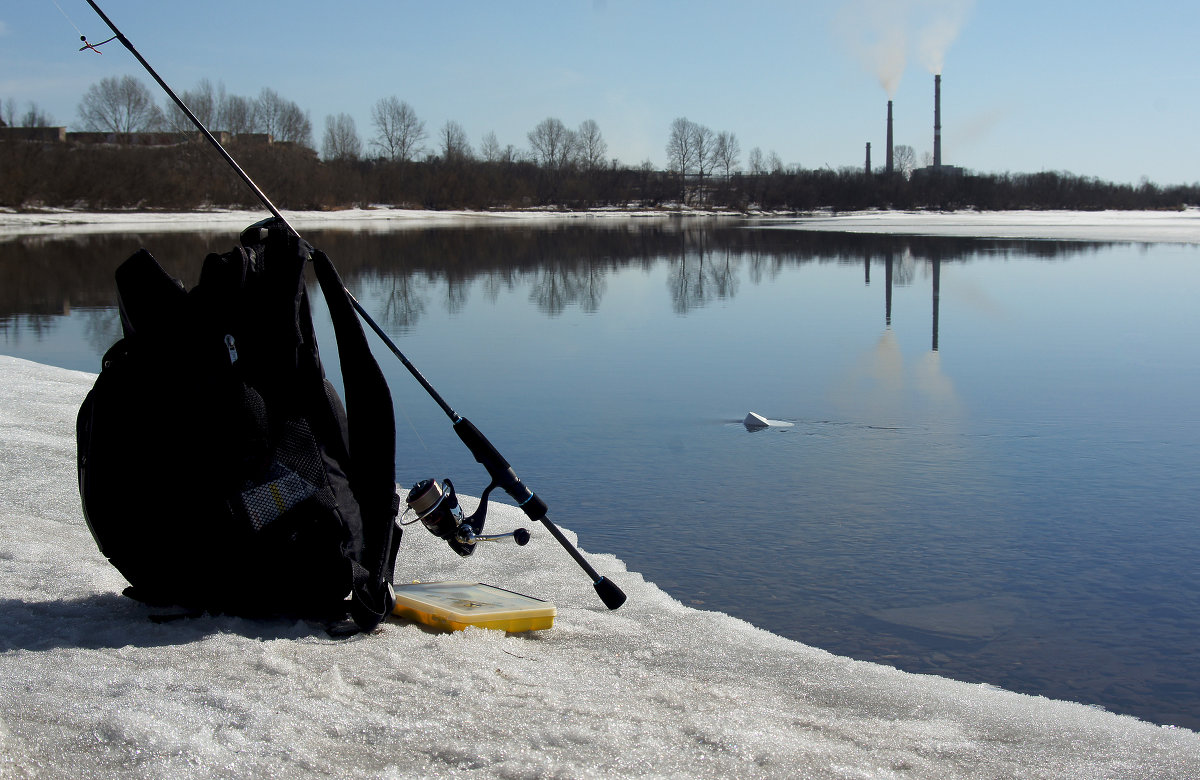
left=0, top=206, right=736, bottom=237
left=2, top=205, right=1198, bottom=243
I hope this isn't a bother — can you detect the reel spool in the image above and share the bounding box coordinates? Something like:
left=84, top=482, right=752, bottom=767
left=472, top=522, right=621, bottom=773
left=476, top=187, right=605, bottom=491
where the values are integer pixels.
left=405, top=478, right=530, bottom=557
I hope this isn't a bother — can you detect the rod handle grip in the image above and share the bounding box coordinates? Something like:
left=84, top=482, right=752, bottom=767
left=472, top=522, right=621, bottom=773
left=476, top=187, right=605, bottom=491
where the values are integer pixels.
left=593, top=577, right=627, bottom=610
left=454, top=417, right=548, bottom=518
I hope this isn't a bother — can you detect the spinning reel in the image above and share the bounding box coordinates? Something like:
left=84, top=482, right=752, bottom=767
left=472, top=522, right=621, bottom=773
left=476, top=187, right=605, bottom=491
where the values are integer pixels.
left=405, top=478, right=531, bottom=556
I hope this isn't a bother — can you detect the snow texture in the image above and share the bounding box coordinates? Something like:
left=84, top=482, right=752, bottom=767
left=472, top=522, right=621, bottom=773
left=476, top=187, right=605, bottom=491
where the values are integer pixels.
left=762, top=208, right=1200, bottom=244
left=0, top=207, right=679, bottom=239
left=1, top=353, right=1198, bottom=779
left=4, top=206, right=1199, bottom=243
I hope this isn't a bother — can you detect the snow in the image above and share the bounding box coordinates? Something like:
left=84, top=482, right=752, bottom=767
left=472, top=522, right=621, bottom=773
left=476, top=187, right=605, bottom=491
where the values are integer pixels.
left=3, top=206, right=1200, bottom=243
left=0, top=207, right=684, bottom=239
left=760, top=208, right=1200, bottom=244
left=2, top=352, right=1198, bottom=779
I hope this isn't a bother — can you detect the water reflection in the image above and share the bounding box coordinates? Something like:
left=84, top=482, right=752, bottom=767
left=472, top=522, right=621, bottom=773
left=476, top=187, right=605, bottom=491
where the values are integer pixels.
left=529, top=261, right=607, bottom=316
left=0, top=221, right=1114, bottom=334
left=932, top=258, right=941, bottom=351
left=379, top=274, right=427, bottom=332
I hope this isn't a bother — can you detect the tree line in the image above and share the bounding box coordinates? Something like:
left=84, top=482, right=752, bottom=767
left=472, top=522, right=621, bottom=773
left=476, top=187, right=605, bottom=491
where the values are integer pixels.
left=3, top=76, right=1198, bottom=212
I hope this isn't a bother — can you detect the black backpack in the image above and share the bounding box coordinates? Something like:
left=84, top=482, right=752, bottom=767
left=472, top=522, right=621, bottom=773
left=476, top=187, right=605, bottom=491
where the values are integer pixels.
left=76, top=219, right=400, bottom=631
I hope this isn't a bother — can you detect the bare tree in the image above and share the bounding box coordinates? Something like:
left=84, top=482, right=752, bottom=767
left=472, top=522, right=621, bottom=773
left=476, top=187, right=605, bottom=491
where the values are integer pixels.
left=322, top=113, right=362, bottom=161
left=666, top=117, right=713, bottom=202
left=0, top=98, right=14, bottom=126
left=892, top=144, right=915, bottom=177
left=370, top=96, right=425, bottom=161
left=690, top=122, right=716, bottom=194
left=748, top=146, right=765, bottom=175
left=255, top=88, right=312, bottom=147
left=163, top=79, right=219, bottom=133
left=16, top=102, right=55, bottom=127
left=223, top=94, right=258, bottom=136
left=255, top=88, right=286, bottom=138
left=767, top=150, right=784, bottom=174
left=527, top=117, right=577, bottom=169
left=438, top=120, right=473, bottom=162
left=576, top=119, right=608, bottom=170
left=714, top=131, right=741, bottom=179
left=480, top=131, right=502, bottom=162
left=77, top=75, right=163, bottom=134
left=666, top=117, right=695, bottom=180
left=481, top=131, right=520, bottom=164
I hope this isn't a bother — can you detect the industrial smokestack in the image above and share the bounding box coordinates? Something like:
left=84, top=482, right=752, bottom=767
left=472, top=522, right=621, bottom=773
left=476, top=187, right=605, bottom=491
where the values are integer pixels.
left=886, top=100, right=894, bottom=175
left=933, top=74, right=942, bottom=169
left=865, top=142, right=871, bottom=175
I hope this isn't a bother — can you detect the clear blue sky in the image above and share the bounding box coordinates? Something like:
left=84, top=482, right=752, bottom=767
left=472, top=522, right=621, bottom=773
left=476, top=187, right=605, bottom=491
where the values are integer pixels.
left=3, top=0, right=1198, bottom=185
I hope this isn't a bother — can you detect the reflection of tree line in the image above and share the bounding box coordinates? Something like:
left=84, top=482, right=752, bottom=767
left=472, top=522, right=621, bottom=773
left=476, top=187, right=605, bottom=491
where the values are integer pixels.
left=0, top=231, right=237, bottom=314
left=315, top=224, right=1115, bottom=321
left=667, top=229, right=739, bottom=314
left=1, top=223, right=1115, bottom=326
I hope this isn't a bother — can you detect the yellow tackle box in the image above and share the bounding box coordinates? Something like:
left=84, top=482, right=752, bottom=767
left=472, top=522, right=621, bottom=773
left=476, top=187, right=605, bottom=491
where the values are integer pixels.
left=391, top=581, right=556, bottom=633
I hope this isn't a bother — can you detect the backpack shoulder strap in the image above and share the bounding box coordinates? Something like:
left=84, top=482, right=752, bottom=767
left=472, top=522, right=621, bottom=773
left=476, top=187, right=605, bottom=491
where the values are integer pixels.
left=242, top=218, right=401, bottom=630
left=310, top=247, right=400, bottom=630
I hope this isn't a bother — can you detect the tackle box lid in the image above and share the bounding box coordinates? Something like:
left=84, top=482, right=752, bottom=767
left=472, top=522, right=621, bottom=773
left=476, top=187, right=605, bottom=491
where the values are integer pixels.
left=391, top=581, right=556, bottom=633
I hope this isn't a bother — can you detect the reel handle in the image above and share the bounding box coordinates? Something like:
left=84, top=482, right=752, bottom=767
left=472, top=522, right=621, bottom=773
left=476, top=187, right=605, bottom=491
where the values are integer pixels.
left=456, top=527, right=532, bottom=546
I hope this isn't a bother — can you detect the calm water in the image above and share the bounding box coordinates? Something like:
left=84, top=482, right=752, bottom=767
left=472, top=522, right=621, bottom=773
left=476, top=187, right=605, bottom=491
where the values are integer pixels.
left=3, top=220, right=1198, bottom=729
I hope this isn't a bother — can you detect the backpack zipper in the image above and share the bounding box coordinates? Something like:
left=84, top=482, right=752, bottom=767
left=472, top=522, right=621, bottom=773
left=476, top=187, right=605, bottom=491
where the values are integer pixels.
left=224, top=334, right=239, bottom=365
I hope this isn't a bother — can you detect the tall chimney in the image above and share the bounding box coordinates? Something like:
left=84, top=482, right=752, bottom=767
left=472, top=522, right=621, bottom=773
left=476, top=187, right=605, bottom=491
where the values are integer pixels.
left=865, top=142, right=871, bottom=175
left=933, top=74, right=942, bottom=169
left=886, top=100, right=894, bottom=175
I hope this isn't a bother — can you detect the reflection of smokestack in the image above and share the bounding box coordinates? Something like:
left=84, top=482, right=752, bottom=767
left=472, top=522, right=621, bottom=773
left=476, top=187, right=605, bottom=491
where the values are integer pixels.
left=934, top=74, right=942, bottom=169
left=886, top=100, right=894, bottom=174
left=885, top=253, right=894, bottom=327
left=931, top=257, right=941, bottom=351
left=865, top=142, right=871, bottom=175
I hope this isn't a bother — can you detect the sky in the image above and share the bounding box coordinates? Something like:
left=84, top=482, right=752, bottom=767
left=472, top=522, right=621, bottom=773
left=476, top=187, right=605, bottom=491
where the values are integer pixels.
left=2, top=0, right=1199, bottom=186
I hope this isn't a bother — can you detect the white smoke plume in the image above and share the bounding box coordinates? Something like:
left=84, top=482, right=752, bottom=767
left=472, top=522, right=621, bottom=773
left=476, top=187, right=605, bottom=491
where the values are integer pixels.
left=836, top=0, right=973, bottom=91
left=914, top=0, right=974, bottom=75
left=835, top=0, right=910, bottom=96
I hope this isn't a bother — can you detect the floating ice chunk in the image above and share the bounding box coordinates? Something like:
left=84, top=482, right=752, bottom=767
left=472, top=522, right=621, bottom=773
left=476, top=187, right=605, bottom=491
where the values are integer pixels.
left=743, top=412, right=794, bottom=430
left=744, top=412, right=770, bottom=429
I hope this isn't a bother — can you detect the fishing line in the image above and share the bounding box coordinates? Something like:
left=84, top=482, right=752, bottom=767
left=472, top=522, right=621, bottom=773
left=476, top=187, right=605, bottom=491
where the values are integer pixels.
left=50, top=0, right=84, bottom=36
left=49, top=0, right=115, bottom=52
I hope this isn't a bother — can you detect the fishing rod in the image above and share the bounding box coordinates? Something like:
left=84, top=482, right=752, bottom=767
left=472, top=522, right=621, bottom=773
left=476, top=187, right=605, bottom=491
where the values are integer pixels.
left=80, top=0, right=626, bottom=611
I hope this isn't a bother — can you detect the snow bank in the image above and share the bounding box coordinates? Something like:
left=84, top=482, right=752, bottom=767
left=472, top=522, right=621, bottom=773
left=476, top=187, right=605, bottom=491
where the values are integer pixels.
left=763, top=208, right=1200, bottom=243
left=3, top=206, right=1200, bottom=243
left=0, top=207, right=685, bottom=239
left=1, top=354, right=1197, bottom=779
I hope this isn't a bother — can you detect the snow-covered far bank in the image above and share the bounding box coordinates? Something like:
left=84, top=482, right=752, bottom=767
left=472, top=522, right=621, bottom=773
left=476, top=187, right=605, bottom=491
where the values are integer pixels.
left=0, top=206, right=701, bottom=239
left=1, top=354, right=1197, bottom=779
left=762, top=207, right=1200, bottom=243
left=3, top=206, right=1200, bottom=243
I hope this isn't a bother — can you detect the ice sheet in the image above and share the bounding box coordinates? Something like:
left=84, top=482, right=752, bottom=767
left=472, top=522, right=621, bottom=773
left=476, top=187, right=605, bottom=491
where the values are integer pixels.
left=3, top=206, right=1199, bottom=243
left=761, top=208, right=1200, bottom=243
